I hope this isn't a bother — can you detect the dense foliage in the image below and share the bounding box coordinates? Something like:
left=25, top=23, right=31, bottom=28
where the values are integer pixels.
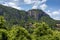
left=0, top=5, right=57, bottom=28
left=0, top=16, right=60, bottom=40
left=0, top=4, right=60, bottom=40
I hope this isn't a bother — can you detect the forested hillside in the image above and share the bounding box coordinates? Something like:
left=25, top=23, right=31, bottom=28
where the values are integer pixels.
left=0, top=4, right=60, bottom=40
left=0, top=5, right=56, bottom=28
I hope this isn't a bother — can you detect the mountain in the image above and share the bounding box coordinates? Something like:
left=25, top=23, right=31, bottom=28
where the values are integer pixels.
left=0, top=4, right=57, bottom=28
left=27, top=9, right=56, bottom=27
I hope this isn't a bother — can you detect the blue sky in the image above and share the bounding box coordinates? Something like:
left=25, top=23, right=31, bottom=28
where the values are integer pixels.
left=0, top=0, right=60, bottom=20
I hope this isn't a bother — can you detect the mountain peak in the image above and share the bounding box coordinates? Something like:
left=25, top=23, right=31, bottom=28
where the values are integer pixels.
left=0, top=4, right=56, bottom=27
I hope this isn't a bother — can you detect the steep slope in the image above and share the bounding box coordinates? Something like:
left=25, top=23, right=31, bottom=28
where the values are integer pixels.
left=0, top=5, right=57, bottom=27
left=27, top=9, right=56, bottom=27
left=0, top=5, right=28, bottom=27
left=28, top=9, right=50, bottom=20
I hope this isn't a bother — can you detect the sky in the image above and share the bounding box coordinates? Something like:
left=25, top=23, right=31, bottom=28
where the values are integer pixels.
left=0, top=0, right=60, bottom=20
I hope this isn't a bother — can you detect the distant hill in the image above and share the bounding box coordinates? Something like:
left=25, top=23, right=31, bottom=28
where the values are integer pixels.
left=0, top=4, right=59, bottom=28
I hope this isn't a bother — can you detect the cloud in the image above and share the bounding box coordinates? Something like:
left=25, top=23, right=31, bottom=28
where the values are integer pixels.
left=40, top=4, right=47, bottom=10
left=32, top=1, right=40, bottom=9
left=46, top=9, right=60, bottom=20
left=52, top=11, right=60, bottom=15
left=52, top=10, right=60, bottom=20
left=2, top=0, right=22, bottom=10
left=41, top=0, right=47, bottom=3
left=32, top=0, right=47, bottom=9
left=24, top=0, right=40, bottom=4
left=3, top=2, right=22, bottom=10
left=46, top=10, right=52, bottom=16
left=54, top=17, right=60, bottom=20
left=13, top=0, right=19, bottom=1
left=24, top=0, right=33, bottom=4
left=24, top=0, right=47, bottom=4
left=0, top=0, right=47, bottom=10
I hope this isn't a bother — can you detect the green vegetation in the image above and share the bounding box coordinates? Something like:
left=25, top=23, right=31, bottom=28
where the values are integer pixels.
left=0, top=4, right=60, bottom=40
left=0, top=16, right=60, bottom=40
left=0, top=5, right=57, bottom=28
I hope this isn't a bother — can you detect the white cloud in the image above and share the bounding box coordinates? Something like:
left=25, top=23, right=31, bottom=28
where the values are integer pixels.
left=32, top=6, right=37, bottom=9
left=32, top=1, right=40, bottom=9
left=24, top=0, right=47, bottom=9
left=2, top=2, right=8, bottom=6
left=52, top=11, right=60, bottom=15
left=40, top=4, right=47, bottom=10
left=24, top=0, right=40, bottom=4
left=46, top=10, right=52, bottom=16
left=0, top=0, right=47, bottom=10
left=24, top=0, right=33, bottom=4
left=46, top=9, right=60, bottom=20
left=13, top=0, right=19, bottom=1
left=53, top=17, right=60, bottom=20
left=2, top=1, right=22, bottom=10
left=32, top=0, right=47, bottom=9
left=46, top=9, right=60, bottom=16
left=41, top=0, right=47, bottom=3
left=24, top=0, right=47, bottom=4
left=8, top=2, right=16, bottom=6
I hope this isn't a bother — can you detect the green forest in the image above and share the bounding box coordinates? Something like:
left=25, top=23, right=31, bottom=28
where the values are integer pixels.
left=0, top=5, right=60, bottom=40
left=0, top=16, right=60, bottom=40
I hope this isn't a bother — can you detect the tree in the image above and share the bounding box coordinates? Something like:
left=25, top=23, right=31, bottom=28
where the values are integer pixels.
left=8, top=25, right=34, bottom=40
left=32, top=22, right=53, bottom=40
left=0, top=16, right=7, bottom=29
